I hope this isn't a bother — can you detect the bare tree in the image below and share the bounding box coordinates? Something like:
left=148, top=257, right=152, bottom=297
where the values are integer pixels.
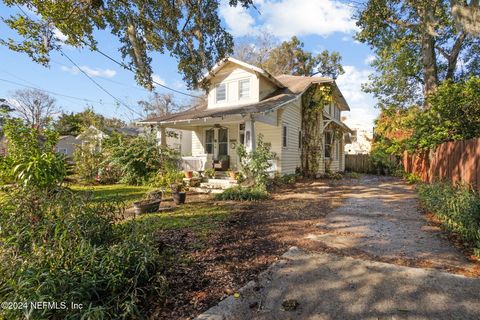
left=233, top=31, right=278, bottom=67
left=9, top=89, right=58, bottom=128
left=138, top=93, right=188, bottom=119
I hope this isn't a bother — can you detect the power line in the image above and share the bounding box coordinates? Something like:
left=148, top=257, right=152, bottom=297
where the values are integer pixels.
left=0, top=77, right=117, bottom=107
left=59, top=48, right=143, bottom=117
left=14, top=3, right=201, bottom=99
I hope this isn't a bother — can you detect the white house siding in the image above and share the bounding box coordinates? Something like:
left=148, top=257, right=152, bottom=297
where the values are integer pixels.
left=278, top=100, right=303, bottom=175
left=207, top=63, right=260, bottom=109
left=191, top=124, right=239, bottom=169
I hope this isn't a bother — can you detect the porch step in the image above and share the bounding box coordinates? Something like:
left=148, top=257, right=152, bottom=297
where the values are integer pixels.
left=200, top=178, right=238, bottom=190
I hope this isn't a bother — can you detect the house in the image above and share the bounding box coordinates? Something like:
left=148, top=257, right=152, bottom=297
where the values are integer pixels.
left=56, top=135, right=80, bottom=158
left=343, top=121, right=373, bottom=155
left=137, top=57, right=352, bottom=175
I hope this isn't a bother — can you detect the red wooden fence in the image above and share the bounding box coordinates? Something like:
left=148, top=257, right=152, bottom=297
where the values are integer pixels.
left=403, top=138, right=480, bottom=191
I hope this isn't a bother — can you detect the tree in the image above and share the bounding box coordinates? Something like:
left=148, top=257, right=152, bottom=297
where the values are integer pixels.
left=0, top=98, right=14, bottom=134
left=1, top=0, right=254, bottom=89
left=9, top=89, right=58, bottom=129
left=356, top=0, right=480, bottom=107
left=54, top=107, right=126, bottom=136
left=235, top=35, right=345, bottom=79
left=137, top=93, right=183, bottom=119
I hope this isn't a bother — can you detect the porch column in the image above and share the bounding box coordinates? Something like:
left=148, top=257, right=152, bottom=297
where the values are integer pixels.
left=245, top=117, right=256, bottom=152
left=158, top=126, right=167, bottom=147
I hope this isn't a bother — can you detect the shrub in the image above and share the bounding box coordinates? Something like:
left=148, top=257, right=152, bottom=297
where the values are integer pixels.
left=0, top=188, right=167, bottom=319
left=322, top=171, right=343, bottom=180
left=271, top=173, right=297, bottom=187
left=417, top=182, right=480, bottom=256
left=346, top=171, right=361, bottom=179
left=105, top=134, right=180, bottom=185
left=73, top=141, right=106, bottom=183
left=2, top=119, right=66, bottom=190
left=215, top=185, right=269, bottom=201
left=405, top=172, right=421, bottom=184
left=236, top=134, right=276, bottom=187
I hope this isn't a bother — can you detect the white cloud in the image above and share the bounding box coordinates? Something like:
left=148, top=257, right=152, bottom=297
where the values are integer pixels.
left=61, top=65, right=117, bottom=78
left=219, top=2, right=256, bottom=36
left=220, top=0, right=357, bottom=39
left=364, top=54, right=376, bottom=65
left=173, top=80, right=185, bottom=89
left=152, top=74, right=166, bottom=86
left=53, top=28, right=68, bottom=42
left=336, top=65, right=378, bottom=131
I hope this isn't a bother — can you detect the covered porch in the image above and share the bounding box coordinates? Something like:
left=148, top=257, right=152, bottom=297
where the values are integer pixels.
left=152, top=112, right=279, bottom=173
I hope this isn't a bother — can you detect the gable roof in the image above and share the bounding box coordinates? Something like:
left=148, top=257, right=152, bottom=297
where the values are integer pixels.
left=138, top=70, right=350, bottom=125
left=200, top=57, right=286, bottom=89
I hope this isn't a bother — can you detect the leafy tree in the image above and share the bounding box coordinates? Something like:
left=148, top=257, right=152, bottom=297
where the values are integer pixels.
left=9, top=89, right=58, bottom=129
left=234, top=34, right=345, bottom=79
left=356, top=0, right=480, bottom=107
left=0, top=98, right=14, bottom=135
left=1, top=0, right=254, bottom=88
left=55, top=107, right=126, bottom=136
left=409, top=77, right=480, bottom=149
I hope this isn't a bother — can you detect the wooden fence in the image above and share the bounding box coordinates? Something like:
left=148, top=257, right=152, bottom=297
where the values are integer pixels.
left=345, top=154, right=398, bottom=173
left=345, top=154, right=374, bottom=173
left=403, top=138, right=480, bottom=191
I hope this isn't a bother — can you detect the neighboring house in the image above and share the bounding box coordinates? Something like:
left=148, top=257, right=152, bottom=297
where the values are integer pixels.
left=344, top=126, right=373, bottom=155
left=138, top=57, right=352, bottom=175
left=56, top=135, right=80, bottom=159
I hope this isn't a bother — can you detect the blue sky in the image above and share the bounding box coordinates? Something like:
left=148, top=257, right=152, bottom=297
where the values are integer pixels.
left=0, top=0, right=378, bottom=130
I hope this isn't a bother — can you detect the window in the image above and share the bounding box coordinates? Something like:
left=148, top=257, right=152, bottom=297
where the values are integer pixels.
left=218, top=128, right=228, bottom=156
left=324, top=131, right=333, bottom=158
left=238, top=79, right=250, bottom=99
left=216, top=83, right=226, bottom=102
left=239, top=123, right=245, bottom=145
left=205, top=129, right=214, bottom=154
left=282, top=125, right=288, bottom=148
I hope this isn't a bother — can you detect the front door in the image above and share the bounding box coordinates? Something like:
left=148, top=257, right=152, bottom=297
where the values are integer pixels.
left=205, top=127, right=229, bottom=159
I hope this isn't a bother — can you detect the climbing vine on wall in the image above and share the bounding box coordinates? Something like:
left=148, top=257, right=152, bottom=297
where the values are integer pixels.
left=301, top=84, right=333, bottom=177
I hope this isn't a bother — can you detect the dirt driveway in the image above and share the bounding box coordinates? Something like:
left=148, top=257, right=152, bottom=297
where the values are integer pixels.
left=196, top=175, right=480, bottom=320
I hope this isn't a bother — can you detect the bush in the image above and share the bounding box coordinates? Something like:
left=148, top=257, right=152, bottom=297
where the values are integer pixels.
left=215, top=185, right=269, bottom=201
left=346, top=171, right=361, bottom=179
left=417, top=182, right=480, bottom=256
left=271, top=173, right=298, bottom=186
left=405, top=172, right=421, bottom=184
left=105, top=134, right=180, bottom=185
left=236, top=134, right=276, bottom=187
left=0, top=188, right=167, bottom=319
left=2, top=119, right=66, bottom=190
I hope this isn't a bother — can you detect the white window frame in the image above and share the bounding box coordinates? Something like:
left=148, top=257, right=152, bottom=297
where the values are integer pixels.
left=215, top=83, right=227, bottom=103
left=238, top=78, right=250, bottom=100
left=324, top=131, right=333, bottom=159
left=282, top=124, right=288, bottom=148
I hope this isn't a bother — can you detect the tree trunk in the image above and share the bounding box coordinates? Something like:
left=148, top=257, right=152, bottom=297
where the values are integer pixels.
left=421, top=32, right=438, bottom=100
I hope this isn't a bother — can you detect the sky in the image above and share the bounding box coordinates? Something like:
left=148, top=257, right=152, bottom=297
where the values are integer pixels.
left=0, top=0, right=378, bottom=131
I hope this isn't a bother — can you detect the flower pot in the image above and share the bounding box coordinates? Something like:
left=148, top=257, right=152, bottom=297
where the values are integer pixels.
left=133, top=199, right=161, bottom=215
left=184, top=170, right=193, bottom=179
left=173, top=192, right=186, bottom=205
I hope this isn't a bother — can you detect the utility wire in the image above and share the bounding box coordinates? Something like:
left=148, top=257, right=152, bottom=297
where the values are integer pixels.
left=0, top=77, right=117, bottom=106
left=59, top=49, right=143, bottom=117
left=14, top=3, right=201, bottom=99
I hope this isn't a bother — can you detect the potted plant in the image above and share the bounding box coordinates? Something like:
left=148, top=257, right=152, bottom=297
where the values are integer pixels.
left=170, top=183, right=187, bottom=205
left=133, top=189, right=162, bottom=214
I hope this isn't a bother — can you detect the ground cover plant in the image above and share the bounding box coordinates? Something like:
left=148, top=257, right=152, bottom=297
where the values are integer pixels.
left=417, top=182, right=480, bottom=256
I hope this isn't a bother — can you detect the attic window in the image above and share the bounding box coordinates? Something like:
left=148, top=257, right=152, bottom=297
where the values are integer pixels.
left=238, top=79, right=250, bottom=99
left=216, top=83, right=226, bottom=102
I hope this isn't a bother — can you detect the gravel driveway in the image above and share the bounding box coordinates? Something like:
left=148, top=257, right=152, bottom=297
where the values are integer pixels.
left=196, top=175, right=480, bottom=320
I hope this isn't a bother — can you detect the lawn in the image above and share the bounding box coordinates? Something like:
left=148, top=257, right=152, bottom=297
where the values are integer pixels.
left=70, top=184, right=154, bottom=206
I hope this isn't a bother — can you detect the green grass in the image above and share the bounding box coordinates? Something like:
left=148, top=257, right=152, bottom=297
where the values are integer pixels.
left=122, top=202, right=230, bottom=239
left=70, top=184, right=154, bottom=206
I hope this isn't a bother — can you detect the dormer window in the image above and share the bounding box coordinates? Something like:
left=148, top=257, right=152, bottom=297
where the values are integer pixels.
left=238, top=79, right=250, bottom=99
left=216, top=83, right=226, bottom=103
